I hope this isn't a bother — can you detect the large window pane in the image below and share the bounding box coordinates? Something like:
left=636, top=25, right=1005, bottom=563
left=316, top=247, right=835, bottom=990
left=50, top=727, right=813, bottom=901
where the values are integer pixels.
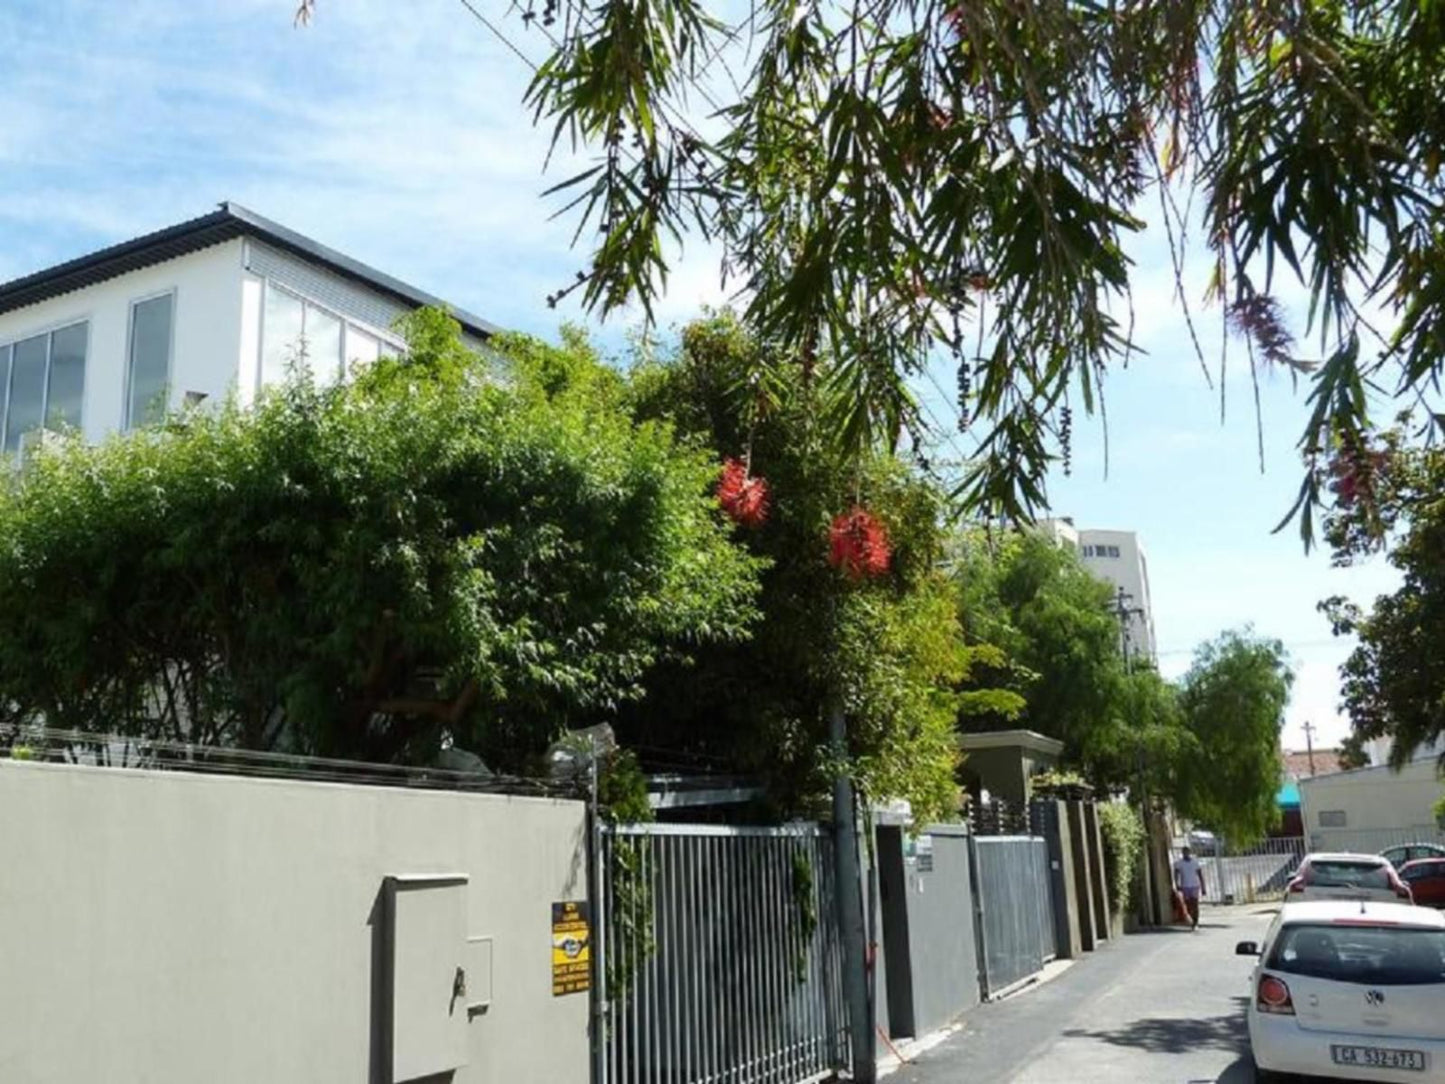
left=128, top=294, right=173, bottom=428
left=306, top=306, right=343, bottom=385
left=346, top=327, right=381, bottom=371
left=0, top=345, right=10, bottom=448
left=261, top=285, right=304, bottom=388
left=46, top=323, right=87, bottom=432
left=7, top=334, right=47, bottom=452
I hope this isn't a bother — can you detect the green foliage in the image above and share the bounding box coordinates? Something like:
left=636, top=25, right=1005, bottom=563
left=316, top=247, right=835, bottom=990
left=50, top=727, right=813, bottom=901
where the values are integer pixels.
left=487, top=0, right=1445, bottom=535
left=954, top=528, right=1171, bottom=792
left=598, top=749, right=654, bottom=825
left=0, top=309, right=761, bottom=769
left=1322, top=437, right=1445, bottom=770
left=1097, top=800, right=1146, bottom=918
left=1176, top=630, right=1293, bottom=844
left=618, top=311, right=977, bottom=823
left=790, top=849, right=819, bottom=983
left=6, top=744, right=35, bottom=761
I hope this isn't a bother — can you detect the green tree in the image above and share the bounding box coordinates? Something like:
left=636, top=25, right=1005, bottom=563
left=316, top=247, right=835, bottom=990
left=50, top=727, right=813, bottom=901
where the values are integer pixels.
left=0, top=310, right=761, bottom=769
left=301, top=0, right=1445, bottom=531
left=954, top=530, right=1122, bottom=765
left=1176, top=629, right=1294, bottom=843
left=1321, top=435, right=1445, bottom=770
left=616, top=312, right=979, bottom=823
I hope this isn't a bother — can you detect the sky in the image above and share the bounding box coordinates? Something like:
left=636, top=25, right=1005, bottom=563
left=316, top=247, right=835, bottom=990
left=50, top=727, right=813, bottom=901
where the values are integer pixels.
left=0, top=0, right=1405, bottom=753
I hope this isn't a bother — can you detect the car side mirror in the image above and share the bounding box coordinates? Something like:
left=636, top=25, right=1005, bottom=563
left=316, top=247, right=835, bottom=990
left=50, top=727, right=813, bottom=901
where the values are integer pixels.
left=1235, top=941, right=1260, bottom=957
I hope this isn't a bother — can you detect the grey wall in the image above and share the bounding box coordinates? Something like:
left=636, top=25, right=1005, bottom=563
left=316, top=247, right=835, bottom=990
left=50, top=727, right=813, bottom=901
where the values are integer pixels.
left=0, top=760, right=589, bottom=1084
left=875, top=826, right=979, bottom=1037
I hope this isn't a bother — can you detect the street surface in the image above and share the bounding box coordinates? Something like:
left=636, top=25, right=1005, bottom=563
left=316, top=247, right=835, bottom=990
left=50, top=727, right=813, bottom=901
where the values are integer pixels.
left=893, top=905, right=1277, bottom=1084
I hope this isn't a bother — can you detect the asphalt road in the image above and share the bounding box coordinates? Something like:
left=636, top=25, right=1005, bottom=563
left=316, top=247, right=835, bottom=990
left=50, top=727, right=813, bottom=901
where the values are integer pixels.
left=892, top=905, right=1278, bottom=1084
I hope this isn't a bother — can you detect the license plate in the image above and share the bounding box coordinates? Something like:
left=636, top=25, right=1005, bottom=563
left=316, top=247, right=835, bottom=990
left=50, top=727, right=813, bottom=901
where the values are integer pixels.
left=1331, top=1045, right=1427, bottom=1071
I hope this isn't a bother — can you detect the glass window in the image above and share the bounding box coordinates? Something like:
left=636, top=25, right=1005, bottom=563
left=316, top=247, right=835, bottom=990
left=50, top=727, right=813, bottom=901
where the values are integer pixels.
left=128, top=294, right=173, bottom=428
left=261, top=285, right=305, bottom=388
left=1269, top=924, right=1445, bottom=986
left=6, top=334, right=49, bottom=453
left=1319, top=810, right=1348, bottom=828
left=45, top=323, right=87, bottom=432
left=306, top=306, right=343, bottom=385
left=346, top=326, right=381, bottom=370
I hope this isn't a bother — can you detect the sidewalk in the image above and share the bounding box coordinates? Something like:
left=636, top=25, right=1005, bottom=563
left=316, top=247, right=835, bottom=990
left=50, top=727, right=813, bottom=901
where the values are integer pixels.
left=887, top=905, right=1275, bottom=1084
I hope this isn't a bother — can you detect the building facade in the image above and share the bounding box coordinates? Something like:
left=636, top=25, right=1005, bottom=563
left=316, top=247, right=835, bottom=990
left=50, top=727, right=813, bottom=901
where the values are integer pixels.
left=0, top=204, right=497, bottom=455
left=1041, top=519, right=1158, bottom=664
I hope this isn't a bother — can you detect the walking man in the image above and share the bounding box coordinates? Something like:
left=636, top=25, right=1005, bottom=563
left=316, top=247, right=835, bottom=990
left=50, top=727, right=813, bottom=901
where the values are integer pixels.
left=1174, top=846, right=1207, bottom=930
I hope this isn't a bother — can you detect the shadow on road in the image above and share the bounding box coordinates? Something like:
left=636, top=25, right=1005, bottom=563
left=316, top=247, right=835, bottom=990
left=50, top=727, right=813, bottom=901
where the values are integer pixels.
left=1061, top=997, right=1249, bottom=1056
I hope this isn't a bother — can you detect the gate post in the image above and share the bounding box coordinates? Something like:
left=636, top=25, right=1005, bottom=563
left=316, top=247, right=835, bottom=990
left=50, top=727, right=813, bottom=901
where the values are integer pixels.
left=830, top=705, right=875, bottom=1082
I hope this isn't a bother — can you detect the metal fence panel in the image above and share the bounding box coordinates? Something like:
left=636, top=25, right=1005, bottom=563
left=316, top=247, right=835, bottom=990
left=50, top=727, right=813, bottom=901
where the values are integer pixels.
left=970, top=835, right=1055, bottom=998
left=1308, top=825, right=1445, bottom=855
left=1168, top=837, right=1306, bottom=904
left=598, top=824, right=848, bottom=1084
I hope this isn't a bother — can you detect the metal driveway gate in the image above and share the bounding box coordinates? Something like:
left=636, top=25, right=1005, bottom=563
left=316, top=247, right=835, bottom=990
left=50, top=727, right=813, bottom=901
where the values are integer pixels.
left=1169, top=837, right=1305, bottom=903
left=596, top=823, right=849, bottom=1084
left=970, top=835, right=1056, bottom=999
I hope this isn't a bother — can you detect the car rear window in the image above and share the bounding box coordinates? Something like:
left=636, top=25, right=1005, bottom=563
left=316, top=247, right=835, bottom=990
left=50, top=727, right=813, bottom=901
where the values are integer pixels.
left=1308, top=860, right=1390, bottom=888
left=1404, top=862, right=1445, bottom=882
left=1269, top=924, right=1445, bottom=986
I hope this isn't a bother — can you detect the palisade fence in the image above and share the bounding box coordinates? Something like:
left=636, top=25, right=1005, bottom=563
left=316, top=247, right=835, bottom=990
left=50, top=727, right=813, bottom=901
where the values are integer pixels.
left=1168, top=836, right=1306, bottom=903
left=969, top=835, right=1057, bottom=998
left=595, top=823, right=849, bottom=1084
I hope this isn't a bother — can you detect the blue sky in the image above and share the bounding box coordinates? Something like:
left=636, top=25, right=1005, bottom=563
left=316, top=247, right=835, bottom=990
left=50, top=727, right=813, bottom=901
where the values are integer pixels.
left=0, top=0, right=1403, bottom=751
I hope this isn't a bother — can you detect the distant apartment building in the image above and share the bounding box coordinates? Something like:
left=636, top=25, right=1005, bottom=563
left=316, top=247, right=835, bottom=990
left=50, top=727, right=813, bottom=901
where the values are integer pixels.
left=1041, top=518, right=1158, bottom=664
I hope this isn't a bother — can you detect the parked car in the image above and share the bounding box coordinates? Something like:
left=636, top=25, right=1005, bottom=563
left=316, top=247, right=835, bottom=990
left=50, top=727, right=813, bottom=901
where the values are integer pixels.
left=1187, top=828, right=1219, bottom=856
left=1236, top=901, right=1445, bottom=1082
left=1400, top=858, right=1445, bottom=909
left=1286, top=853, right=1414, bottom=904
left=1381, top=842, right=1445, bottom=871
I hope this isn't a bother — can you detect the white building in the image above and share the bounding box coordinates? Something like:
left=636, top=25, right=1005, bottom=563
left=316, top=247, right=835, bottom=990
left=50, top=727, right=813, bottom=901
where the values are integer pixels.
left=0, top=203, right=498, bottom=453
left=1040, top=518, right=1158, bottom=664
left=1298, top=757, right=1445, bottom=852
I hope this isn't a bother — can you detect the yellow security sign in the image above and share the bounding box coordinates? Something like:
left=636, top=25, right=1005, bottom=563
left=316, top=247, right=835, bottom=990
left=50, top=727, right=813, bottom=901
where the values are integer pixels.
left=551, top=900, right=592, bottom=996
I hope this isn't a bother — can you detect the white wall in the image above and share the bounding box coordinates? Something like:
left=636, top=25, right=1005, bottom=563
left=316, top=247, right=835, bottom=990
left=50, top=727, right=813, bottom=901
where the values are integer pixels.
left=1299, top=759, right=1445, bottom=851
left=0, top=760, right=590, bottom=1084
left=0, top=240, right=247, bottom=443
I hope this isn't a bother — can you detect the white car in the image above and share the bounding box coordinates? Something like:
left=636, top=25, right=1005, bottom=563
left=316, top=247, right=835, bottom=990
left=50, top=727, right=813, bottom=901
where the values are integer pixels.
left=1286, top=853, right=1415, bottom=903
left=1237, top=901, right=1445, bottom=1082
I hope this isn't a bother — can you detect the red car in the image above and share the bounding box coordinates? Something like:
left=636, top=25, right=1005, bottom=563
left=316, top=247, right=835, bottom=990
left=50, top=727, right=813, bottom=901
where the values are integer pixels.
left=1399, top=858, right=1445, bottom=908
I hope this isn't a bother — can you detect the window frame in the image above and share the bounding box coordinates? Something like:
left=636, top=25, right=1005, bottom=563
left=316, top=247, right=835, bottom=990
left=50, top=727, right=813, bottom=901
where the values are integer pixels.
left=256, top=278, right=404, bottom=395
left=0, top=314, right=92, bottom=453
left=123, top=288, right=178, bottom=431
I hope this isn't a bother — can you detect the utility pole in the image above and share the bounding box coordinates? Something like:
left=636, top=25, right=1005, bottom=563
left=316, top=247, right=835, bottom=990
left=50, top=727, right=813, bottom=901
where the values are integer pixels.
left=1111, top=586, right=1159, bottom=924
left=1302, top=720, right=1318, bottom=776
left=830, top=704, right=874, bottom=1082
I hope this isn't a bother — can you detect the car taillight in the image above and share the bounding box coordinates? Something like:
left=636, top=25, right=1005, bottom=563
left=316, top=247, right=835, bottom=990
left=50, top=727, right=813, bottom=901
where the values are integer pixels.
left=1288, top=878, right=1306, bottom=894
left=1258, top=975, right=1295, bottom=1015
left=1391, top=874, right=1413, bottom=902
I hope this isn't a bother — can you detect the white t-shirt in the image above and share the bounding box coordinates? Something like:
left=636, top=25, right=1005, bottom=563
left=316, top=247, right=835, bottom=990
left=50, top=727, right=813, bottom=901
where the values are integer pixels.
left=1174, top=856, right=1203, bottom=891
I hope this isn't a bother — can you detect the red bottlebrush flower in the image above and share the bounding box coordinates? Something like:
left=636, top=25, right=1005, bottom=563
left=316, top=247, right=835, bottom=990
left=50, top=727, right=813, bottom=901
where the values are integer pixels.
left=717, top=458, right=770, bottom=528
left=828, top=507, right=892, bottom=579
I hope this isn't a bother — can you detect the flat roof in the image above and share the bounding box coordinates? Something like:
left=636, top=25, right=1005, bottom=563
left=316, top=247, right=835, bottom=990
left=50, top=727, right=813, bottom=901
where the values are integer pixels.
left=958, top=729, right=1065, bottom=756
left=0, top=202, right=501, bottom=342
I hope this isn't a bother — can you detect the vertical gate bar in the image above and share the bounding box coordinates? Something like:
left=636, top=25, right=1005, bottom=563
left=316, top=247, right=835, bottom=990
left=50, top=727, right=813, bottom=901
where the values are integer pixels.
left=748, top=839, right=762, bottom=1084
left=681, top=835, right=693, bottom=1084
left=709, top=835, right=721, bottom=1084
left=762, top=838, right=774, bottom=1084
left=739, top=837, right=755, bottom=1083
left=651, top=835, right=662, bottom=1084
left=773, top=838, right=789, bottom=1082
